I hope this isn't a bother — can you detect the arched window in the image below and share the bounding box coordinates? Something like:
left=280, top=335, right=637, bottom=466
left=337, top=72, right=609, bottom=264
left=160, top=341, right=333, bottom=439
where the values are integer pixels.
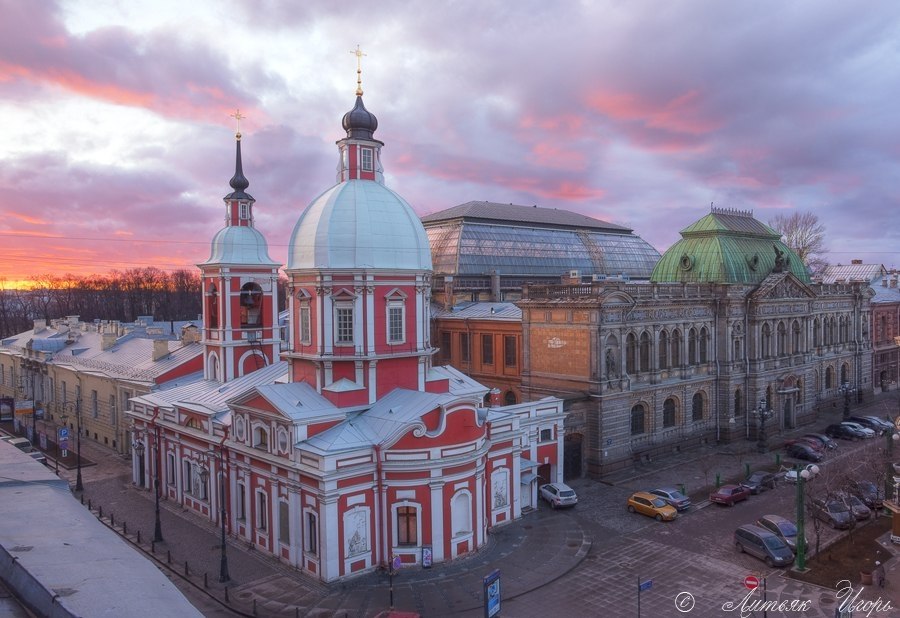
left=658, top=330, right=669, bottom=370
left=777, top=322, right=787, bottom=356
left=208, top=283, right=219, bottom=329
left=692, top=393, right=704, bottom=421
left=663, top=398, right=677, bottom=427
left=253, top=426, right=269, bottom=451
left=733, top=337, right=742, bottom=361
left=451, top=492, right=472, bottom=537
left=699, top=327, right=708, bottom=364
left=639, top=332, right=651, bottom=372
left=396, top=505, right=418, bottom=546
left=825, top=366, right=834, bottom=389
left=630, top=404, right=646, bottom=435
left=688, top=328, right=697, bottom=365
left=734, top=389, right=743, bottom=416
left=504, top=391, right=517, bottom=405
left=671, top=330, right=682, bottom=367
left=792, top=321, right=801, bottom=354
left=625, top=333, right=637, bottom=374
left=761, top=324, right=772, bottom=359
left=840, top=364, right=848, bottom=385
left=813, top=318, right=820, bottom=347
left=240, top=282, right=263, bottom=327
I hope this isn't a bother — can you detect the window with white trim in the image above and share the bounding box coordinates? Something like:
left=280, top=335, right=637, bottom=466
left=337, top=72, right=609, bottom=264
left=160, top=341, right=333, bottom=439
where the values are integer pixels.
left=256, top=491, right=268, bottom=530
left=91, top=390, right=98, bottom=418
left=387, top=303, right=405, bottom=344
left=335, top=305, right=354, bottom=345
left=239, top=202, right=250, bottom=220
left=305, top=511, right=318, bottom=556
left=299, top=304, right=311, bottom=344
left=360, top=147, right=373, bottom=171
left=539, top=428, right=553, bottom=442
left=183, top=460, right=193, bottom=494
left=253, top=426, right=269, bottom=451
left=278, top=501, right=290, bottom=544
left=451, top=492, right=472, bottom=536
left=166, top=453, right=175, bottom=485
left=237, top=483, right=246, bottom=520
left=397, top=505, right=418, bottom=546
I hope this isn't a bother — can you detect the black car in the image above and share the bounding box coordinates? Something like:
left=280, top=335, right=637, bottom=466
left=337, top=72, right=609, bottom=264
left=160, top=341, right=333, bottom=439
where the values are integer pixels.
left=802, top=433, right=837, bottom=450
left=741, top=471, right=777, bottom=495
left=811, top=498, right=855, bottom=530
left=824, top=423, right=865, bottom=441
left=785, top=443, right=823, bottom=462
left=848, top=416, right=887, bottom=436
left=852, top=480, right=884, bottom=509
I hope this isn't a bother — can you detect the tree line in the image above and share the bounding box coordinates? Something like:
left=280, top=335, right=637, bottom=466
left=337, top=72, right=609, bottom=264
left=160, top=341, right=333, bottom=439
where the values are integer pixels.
left=0, top=268, right=290, bottom=339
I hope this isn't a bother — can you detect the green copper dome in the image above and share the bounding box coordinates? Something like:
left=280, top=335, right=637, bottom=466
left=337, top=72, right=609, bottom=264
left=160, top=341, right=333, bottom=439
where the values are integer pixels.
left=651, top=208, right=810, bottom=284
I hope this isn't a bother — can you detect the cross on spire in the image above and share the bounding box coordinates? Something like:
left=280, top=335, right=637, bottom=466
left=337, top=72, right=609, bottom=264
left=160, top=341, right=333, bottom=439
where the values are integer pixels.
left=351, top=45, right=367, bottom=96
left=230, top=109, right=245, bottom=140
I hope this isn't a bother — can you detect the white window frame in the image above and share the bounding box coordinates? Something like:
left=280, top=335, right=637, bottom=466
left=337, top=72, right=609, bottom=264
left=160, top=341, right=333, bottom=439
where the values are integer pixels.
left=256, top=490, right=268, bottom=531
left=335, top=304, right=354, bottom=346
left=91, top=390, right=98, bottom=418
left=237, top=483, right=247, bottom=521
left=278, top=500, right=290, bottom=545
left=387, top=303, right=405, bottom=344
left=166, top=452, right=175, bottom=486
left=450, top=491, right=472, bottom=537
left=299, top=304, right=311, bottom=344
left=392, top=502, right=422, bottom=548
left=304, top=509, right=318, bottom=556
left=360, top=147, right=373, bottom=171
left=239, top=202, right=250, bottom=220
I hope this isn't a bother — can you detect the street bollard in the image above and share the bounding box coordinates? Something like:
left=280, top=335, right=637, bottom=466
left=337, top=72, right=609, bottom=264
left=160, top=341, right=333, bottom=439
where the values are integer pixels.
left=167, top=550, right=171, bottom=564
left=225, top=587, right=229, bottom=603
left=80, top=494, right=84, bottom=505
left=110, top=513, right=114, bottom=526
left=745, top=463, right=750, bottom=477
left=151, top=541, right=155, bottom=554
left=775, top=453, right=781, bottom=466
left=185, top=562, right=190, bottom=576
left=87, top=498, right=91, bottom=510
left=253, top=599, right=257, bottom=616
left=137, top=530, right=141, bottom=544
left=204, top=573, right=208, bottom=588
left=123, top=522, right=127, bottom=535
left=98, top=506, right=102, bottom=518
left=716, top=473, right=721, bottom=487
left=679, top=483, right=686, bottom=495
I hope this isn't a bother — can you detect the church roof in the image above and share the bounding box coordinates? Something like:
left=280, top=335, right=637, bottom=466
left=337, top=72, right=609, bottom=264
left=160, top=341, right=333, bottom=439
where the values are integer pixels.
left=287, top=179, right=432, bottom=271
left=651, top=208, right=811, bottom=284
left=201, top=225, right=279, bottom=267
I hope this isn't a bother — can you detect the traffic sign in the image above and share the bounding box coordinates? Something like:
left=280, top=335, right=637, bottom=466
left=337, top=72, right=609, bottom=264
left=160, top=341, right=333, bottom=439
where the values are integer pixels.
left=744, top=575, right=760, bottom=590
left=639, top=579, right=653, bottom=592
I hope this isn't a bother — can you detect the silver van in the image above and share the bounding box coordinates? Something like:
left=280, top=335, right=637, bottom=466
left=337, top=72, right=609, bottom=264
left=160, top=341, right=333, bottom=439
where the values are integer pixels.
left=734, top=524, right=794, bottom=567
left=7, top=437, right=33, bottom=453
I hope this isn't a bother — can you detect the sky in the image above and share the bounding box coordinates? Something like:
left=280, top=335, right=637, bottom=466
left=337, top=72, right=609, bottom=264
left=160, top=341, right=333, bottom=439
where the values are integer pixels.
left=2, top=0, right=900, bottom=286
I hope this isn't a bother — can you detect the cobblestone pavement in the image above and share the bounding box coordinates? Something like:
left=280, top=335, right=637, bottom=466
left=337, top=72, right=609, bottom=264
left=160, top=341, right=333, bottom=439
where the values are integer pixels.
left=43, top=389, right=900, bottom=616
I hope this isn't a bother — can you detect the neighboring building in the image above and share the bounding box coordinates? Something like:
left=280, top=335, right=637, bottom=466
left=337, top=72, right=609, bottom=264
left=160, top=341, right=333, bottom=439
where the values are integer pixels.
left=519, top=207, right=873, bottom=477
left=869, top=271, right=900, bottom=393
left=128, top=87, right=564, bottom=583
left=432, top=301, right=524, bottom=406
left=423, top=201, right=661, bottom=307
left=820, top=260, right=887, bottom=284
left=0, top=316, right=202, bottom=454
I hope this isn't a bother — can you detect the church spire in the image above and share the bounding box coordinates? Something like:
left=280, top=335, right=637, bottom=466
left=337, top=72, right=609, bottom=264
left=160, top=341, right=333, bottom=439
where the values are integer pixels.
left=225, top=109, right=252, bottom=202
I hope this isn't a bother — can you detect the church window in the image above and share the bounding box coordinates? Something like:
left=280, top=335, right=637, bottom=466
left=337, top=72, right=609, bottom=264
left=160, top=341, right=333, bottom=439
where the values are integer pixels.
left=335, top=306, right=354, bottom=344
left=239, top=202, right=249, bottom=220
left=504, top=390, right=517, bottom=405
left=253, top=426, right=269, bottom=451
left=361, top=147, right=373, bottom=171
left=387, top=303, right=405, bottom=344
left=630, top=404, right=646, bottom=435
left=663, top=398, right=677, bottom=428
left=256, top=491, right=268, bottom=530
left=299, top=304, right=311, bottom=344
left=397, top=505, right=418, bottom=545
left=237, top=483, right=246, bottom=520
left=692, top=393, right=704, bottom=421
left=451, top=492, right=472, bottom=536
left=305, top=511, right=318, bottom=555
left=208, top=284, right=219, bottom=329
left=279, top=501, right=290, bottom=545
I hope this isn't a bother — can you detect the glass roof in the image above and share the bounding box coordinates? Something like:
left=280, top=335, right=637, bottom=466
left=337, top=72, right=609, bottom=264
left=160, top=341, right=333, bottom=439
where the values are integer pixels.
left=426, top=223, right=661, bottom=278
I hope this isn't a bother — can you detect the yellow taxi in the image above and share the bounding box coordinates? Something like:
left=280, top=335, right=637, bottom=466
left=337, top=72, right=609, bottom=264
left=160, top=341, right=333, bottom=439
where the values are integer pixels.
left=626, top=491, right=678, bottom=521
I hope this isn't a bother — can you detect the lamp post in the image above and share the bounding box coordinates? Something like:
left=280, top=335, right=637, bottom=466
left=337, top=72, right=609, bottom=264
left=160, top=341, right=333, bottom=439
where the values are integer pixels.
left=885, top=428, right=899, bottom=506
left=200, top=448, right=230, bottom=583
left=756, top=398, right=772, bottom=454
left=794, top=463, right=819, bottom=571
left=839, top=382, right=856, bottom=420
left=62, top=400, right=84, bottom=492
left=131, top=425, right=163, bottom=542
left=57, top=411, right=68, bottom=475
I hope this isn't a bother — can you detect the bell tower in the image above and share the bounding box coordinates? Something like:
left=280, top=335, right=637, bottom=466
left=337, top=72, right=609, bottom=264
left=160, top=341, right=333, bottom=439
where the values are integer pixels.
left=199, top=112, right=282, bottom=382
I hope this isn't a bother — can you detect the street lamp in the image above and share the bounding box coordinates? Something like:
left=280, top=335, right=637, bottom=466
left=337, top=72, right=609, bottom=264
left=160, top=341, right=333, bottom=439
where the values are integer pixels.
left=131, top=425, right=163, bottom=543
left=57, top=411, right=68, bottom=475
left=839, top=382, right=856, bottom=420
left=199, top=448, right=230, bottom=582
left=795, top=463, right=819, bottom=571
left=756, top=398, right=773, bottom=454
left=62, top=401, right=84, bottom=492
left=885, top=428, right=900, bottom=506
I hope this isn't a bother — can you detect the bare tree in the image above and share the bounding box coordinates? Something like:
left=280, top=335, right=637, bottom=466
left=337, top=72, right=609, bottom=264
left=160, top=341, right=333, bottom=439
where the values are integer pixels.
left=769, top=211, right=829, bottom=275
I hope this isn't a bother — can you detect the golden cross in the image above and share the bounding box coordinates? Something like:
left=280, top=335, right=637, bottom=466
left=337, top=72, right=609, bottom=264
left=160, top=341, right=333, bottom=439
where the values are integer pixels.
left=230, top=109, right=245, bottom=140
left=350, top=45, right=366, bottom=96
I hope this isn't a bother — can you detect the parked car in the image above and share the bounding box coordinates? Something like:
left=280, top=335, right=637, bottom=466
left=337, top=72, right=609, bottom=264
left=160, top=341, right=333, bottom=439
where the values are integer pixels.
left=6, top=437, right=33, bottom=453
left=802, top=433, right=837, bottom=450
left=734, top=524, right=795, bottom=567
left=855, top=415, right=894, bottom=434
left=841, top=421, right=875, bottom=439
left=741, top=471, right=777, bottom=495
left=837, top=492, right=871, bottom=520
left=784, top=443, right=823, bottom=462
left=649, top=487, right=692, bottom=512
left=852, top=480, right=883, bottom=509
left=811, top=498, right=854, bottom=529
left=756, top=514, right=806, bottom=552
left=709, top=484, right=750, bottom=506
left=783, top=463, right=819, bottom=484
left=824, top=423, right=865, bottom=441
left=848, top=416, right=887, bottom=436
left=539, top=483, right=578, bottom=509
left=784, top=437, right=825, bottom=453
left=627, top=491, right=678, bottom=521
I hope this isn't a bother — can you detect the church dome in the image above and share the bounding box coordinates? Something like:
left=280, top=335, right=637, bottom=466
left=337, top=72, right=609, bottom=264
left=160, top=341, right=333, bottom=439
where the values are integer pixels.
left=341, top=95, right=378, bottom=139
left=202, top=226, right=278, bottom=266
left=287, top=179, right=432, bottom=271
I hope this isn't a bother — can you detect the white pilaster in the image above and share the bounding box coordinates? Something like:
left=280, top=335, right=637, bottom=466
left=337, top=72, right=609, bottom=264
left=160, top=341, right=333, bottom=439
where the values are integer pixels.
left=322, top=496, right=340, bottom=580
left=429, top=480, right=445, bottom=562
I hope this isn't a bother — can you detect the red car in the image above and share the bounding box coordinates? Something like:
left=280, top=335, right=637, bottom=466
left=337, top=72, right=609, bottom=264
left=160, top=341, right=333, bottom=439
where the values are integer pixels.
left=709, top=484, right=750, bottom=506
left=784, top=437, right=825, bottom=452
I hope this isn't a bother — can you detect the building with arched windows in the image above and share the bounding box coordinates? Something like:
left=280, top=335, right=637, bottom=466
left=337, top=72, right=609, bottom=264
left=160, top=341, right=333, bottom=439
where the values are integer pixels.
left=519, top=207, right=873, bottom=477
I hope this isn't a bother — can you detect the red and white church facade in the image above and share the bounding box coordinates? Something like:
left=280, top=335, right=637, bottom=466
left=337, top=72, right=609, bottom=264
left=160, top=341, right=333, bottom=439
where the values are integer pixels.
left=128, top=87, right=564, bottom=582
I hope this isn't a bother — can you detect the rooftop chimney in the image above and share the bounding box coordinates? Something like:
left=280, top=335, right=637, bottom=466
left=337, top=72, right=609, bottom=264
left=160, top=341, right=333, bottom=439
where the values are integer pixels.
left=851, top=259, right=863, bottom=265
left=101, top=331, right=117, bottom=351
left=33, top=319, right=46, bottom=334
left=152, top=339, right=170, bottom=361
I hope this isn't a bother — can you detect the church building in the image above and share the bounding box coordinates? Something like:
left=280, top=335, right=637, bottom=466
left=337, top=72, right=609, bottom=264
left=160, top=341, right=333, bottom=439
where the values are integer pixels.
left=128, top=75, right=564, bottom=582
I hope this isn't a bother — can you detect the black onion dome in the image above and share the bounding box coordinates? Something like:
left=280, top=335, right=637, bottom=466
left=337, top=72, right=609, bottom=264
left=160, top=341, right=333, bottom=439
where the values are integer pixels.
left=341, top=95, right=378, bottom=139
left=225, top=138, right=253, bottom=201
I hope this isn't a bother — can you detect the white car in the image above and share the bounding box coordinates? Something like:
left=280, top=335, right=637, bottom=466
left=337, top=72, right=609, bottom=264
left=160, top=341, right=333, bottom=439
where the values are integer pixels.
left=783, top=463, right=819, bottom=484
left=539, top=483, right=578, bottom=509
left=841, top=421, right=875, bottom=438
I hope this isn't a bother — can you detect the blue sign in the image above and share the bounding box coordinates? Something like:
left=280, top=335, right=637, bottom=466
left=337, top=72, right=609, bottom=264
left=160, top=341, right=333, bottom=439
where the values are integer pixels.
left=58, top=427, right=69, bottom=450
left=639, top=579, right=653, bottom=592
left=484, top=569, right=501, bottom=618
